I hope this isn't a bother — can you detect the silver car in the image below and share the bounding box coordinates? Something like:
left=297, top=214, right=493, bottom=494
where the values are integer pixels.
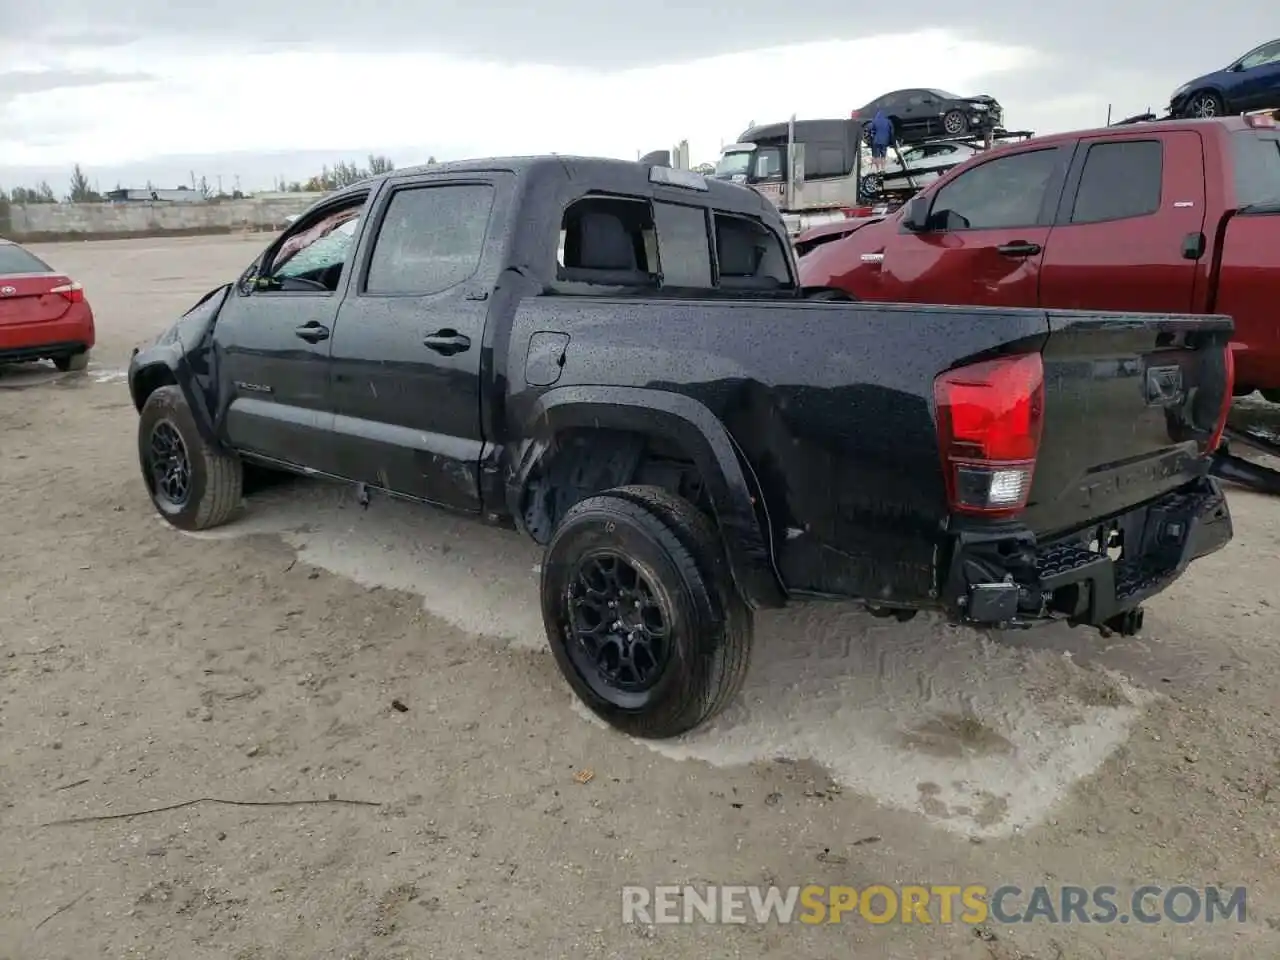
left=859, top=141, right=981, bottom=198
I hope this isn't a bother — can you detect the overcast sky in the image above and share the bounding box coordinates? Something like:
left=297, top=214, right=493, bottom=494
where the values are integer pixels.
left=0, top=3, right=1272, bottom=193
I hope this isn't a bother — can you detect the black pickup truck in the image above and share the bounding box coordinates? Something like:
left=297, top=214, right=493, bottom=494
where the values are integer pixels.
left=128, top=155, right=1235, bottom=738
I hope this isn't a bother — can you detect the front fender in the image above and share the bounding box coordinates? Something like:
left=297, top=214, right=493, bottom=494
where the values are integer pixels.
left=127, top=284, right=231, bottom=450
left=509, top=385, right=786, bottom=609
left=128, top=344, right=222, bottom=450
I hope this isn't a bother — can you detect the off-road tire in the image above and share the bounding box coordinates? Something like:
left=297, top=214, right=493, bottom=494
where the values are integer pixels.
left=53, top=351, right=89, bottom=372
left=138, top=385, right=242, bottom=531
left=541, top=484, right=754, bottom=739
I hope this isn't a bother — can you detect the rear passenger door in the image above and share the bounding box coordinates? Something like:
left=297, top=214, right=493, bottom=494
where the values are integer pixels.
left=1039, top=133, right=1206, bottom=312
left=326, top=173, right=509, bottom=510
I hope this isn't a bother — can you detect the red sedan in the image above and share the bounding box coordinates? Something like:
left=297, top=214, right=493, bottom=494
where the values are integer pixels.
left=0, top=238, right=95, bottom=372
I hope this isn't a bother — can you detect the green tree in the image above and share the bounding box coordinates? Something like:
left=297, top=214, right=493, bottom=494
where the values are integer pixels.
left=68, top=163, right=99, bottom=202
left=299, top=155, right=398, bottom=192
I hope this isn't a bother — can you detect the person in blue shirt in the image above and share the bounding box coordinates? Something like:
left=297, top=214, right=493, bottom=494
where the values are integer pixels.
left=869, top=109, right=893, bottom=174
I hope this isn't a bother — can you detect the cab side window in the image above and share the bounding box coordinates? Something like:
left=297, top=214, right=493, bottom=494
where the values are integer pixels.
left=653, top=202, right=712, bottom=287
left=555, top=195, right=656, bottom=289
left=1068, top=140, right=1162, bottom=224
left=259, top=198, right=365, bottom=292
left=927, top=148, right=1060, bottom=230
left=365, top=183, right=495, bottom=296
left=713, top=213, right=793, bottom=290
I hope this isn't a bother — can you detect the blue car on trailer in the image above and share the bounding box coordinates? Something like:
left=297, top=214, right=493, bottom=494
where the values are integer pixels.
left=1170, top=38, right=1280, bottom=118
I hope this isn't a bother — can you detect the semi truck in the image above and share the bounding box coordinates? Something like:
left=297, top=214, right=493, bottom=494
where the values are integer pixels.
left=712, top=115, right=1033, bottom=238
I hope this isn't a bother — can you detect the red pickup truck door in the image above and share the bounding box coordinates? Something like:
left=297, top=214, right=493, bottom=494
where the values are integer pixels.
left=874, top=145, right=1068, bottom=307
left=1038, top=132, right=1207, bottom=312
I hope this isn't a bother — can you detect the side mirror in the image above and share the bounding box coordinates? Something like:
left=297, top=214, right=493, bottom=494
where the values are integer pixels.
left=901, top=196, right=930, bottom=232
left=237, top=254, right=267, bottom=294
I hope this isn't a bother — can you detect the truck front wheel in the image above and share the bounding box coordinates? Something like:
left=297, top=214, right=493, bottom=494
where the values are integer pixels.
left=138, top=385, right=243, bottom=531
left=540, top=485, right=753, bottom=739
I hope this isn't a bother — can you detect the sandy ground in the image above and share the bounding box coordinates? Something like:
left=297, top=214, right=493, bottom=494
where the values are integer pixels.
left=1, top=234, right=1279, bottom=959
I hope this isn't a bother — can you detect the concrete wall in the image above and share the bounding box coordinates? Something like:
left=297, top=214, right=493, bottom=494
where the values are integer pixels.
left=2, top=196, right=325, bottom=242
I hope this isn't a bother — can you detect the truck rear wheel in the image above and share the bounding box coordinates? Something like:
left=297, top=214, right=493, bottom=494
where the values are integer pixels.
left=138, top=385, right=243, bottom=531
left=540, top=484, right=753, bottom=739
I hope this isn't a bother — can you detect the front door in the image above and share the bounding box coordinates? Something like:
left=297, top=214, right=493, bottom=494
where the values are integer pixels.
left=876, top=145, right=1068, bottom=307
left=326, top=174, right=507, bottom=511
left=214, top=191, right=371, bottom=473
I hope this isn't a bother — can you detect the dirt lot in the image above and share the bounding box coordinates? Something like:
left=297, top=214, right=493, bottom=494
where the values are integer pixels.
left=2, top=235, right=1279, bottom=960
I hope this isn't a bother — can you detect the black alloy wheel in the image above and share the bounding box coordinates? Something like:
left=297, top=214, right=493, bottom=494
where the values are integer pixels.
left=147, top=419, right=192, bottom=509
left=136, top=385, right=243, bottom=530
left=540, top=485, right=754, bottom=739
left=565, top=551, right=672, bottom=697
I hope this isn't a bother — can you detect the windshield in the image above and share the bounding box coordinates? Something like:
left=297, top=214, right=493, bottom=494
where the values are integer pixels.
left=0, top=243, right=52, bottom=274
left=714, top=149, right=754, bottom=179
left=1233, top=130, right=1280, bottom=207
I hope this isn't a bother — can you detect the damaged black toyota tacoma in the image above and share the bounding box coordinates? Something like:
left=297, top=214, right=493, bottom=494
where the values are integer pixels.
left=128, top=155, right=1235, bottom=738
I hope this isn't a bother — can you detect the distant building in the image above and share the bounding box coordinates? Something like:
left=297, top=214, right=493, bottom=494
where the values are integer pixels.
left=104, top=187, right=204, bottom=203
left=252, top=191, right=328, bottom=202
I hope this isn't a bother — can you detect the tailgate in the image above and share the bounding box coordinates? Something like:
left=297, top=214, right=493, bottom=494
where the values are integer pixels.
left=1022, top=311, right=1233, bottom=539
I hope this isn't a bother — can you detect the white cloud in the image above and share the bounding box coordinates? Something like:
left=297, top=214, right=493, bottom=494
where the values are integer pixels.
left=2, top=28, right=1185, bottom=183
left=2, top=30, right=1043, bottom=171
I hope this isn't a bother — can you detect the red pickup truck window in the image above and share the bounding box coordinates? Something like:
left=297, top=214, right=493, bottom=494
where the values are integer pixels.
left=928, top=148, right=1059, bottom=230
left=1068, top=141, right=1163, bottom=223
left=1233, top=131, right=1280, bottom=206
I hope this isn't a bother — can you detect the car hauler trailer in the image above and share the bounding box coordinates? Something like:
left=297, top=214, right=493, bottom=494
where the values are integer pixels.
left=712, top=114, right=1034, bottom=239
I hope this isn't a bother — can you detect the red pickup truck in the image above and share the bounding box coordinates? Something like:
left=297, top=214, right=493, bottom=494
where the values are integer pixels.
left=798, top=115, right=1280, bottom=398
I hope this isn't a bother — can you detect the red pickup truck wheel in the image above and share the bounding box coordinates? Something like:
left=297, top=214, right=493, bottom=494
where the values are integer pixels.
left=540, top=485, right=753, bottom=739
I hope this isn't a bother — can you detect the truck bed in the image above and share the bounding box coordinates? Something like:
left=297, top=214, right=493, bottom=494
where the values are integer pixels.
left=504, top=295, right=1234, bottom=620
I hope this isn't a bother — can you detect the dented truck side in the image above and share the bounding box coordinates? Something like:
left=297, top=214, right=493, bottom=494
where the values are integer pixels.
left=128, top=154, right=1235, bottom=738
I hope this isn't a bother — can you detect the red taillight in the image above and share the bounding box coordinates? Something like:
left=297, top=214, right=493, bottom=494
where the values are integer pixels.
left=50, top=281, right=84, bottom=304
left=934, top=353, right=1045, bottom=517
left=1207, top=344, right=1235, bottom=453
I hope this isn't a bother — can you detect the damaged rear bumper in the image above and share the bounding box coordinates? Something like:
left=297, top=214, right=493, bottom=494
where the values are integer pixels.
left=943, top=478, right=1232, bottom=632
